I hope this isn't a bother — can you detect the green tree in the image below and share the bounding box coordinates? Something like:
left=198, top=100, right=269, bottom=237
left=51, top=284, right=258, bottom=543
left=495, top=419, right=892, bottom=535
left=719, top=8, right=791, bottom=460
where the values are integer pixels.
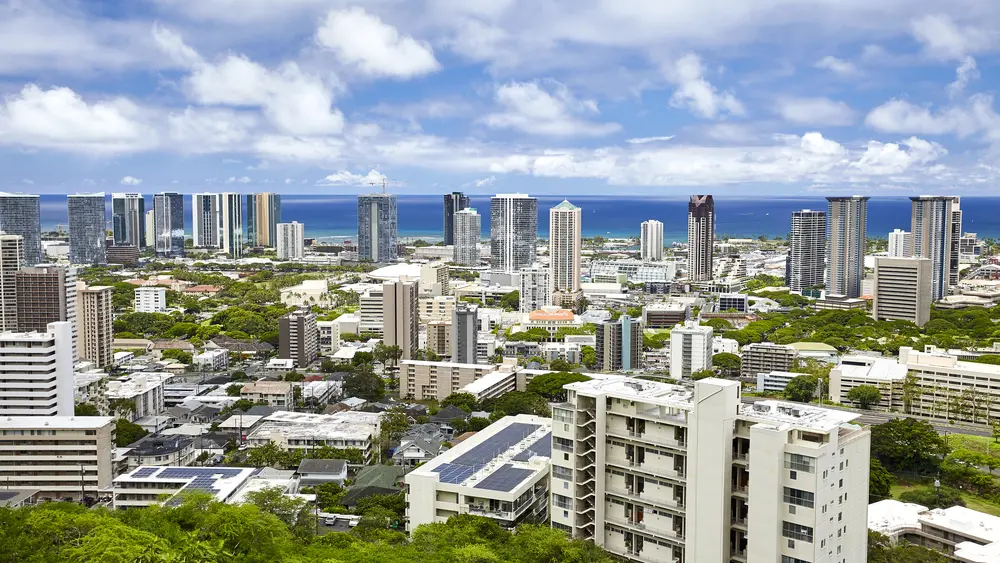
left=244, top=486, right=315, bottom=539
left=847, top=385, right=882, bottom=409
left=74, top=403, right=100, bottom=416
left=870, top=418, right=951, bottom=473
left=226, top=383, right=245, bottom=396
left=712, top=353, right=741, bottom=377
left=525, top=372, right=592, bottom=401
left=230, top=370, right=248, bottom=381
left=344, top=369, right=385, bottom=402
left=500, top=290, right=520, bottom=312
left=784, top=374, right=819, bottom=403
left=868, top=530, right=949, bottom=563
left=109, top=398, right=137, bottom=418
left=442, top=392, right=479, bottom=413
left=114, top=418, right=148, bottom=447
left=283, top=371, right=305, bottom=382
left=993, top=419, right=1000, bottom=443
left=352, top=351, right=376, bottom=366
left=549, top=358, right=574, bottom=372
left=580, top=345, right=597, bottom=369
left=160, top=349, right=193, bottom=364
left=703, top=318, right=733, bottom=331
left=485, top=391, right=550, bottom=418
left=869, top=459, right=893, bottom=503
left=898, top=485, right=965, bottom=509
left=246, top=442, right=286, bottom=468
left=691, top=369, right=715, bottom=380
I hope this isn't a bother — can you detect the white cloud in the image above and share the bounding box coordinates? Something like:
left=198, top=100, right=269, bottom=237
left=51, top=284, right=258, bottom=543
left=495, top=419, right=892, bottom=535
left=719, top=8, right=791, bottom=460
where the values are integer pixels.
left=317, top=169, right=388, bottom=186
left=864, top=95, right=1000, bottom=138
left=665, top=54, right=744, bottom=119
left=225, top=176, right=251, bottom=184
left=120, top=176, right=143, bottom=185
left=775, top=97, right=855, bottom=126
left=151, top=23, right=203, bottom=67
left=947, top=56, right=979, bottom=99
left=850, top=137, right=947, bottom=176
left=284, top=178, right=294, bottom=184
left=482, top=81, right=621, bottom=137
left=814, top=56, right=858, bottom=76
left=627, top=136, right=675, bottom=144
left=474, top=175, right=496, bottom=187
left=316, top=8, right=440, bottom=79
left=167, top=108, right=256, bottom=153
left=911, top=14, right=996, bottom=60
left=21, top=178, right=33, bottom=185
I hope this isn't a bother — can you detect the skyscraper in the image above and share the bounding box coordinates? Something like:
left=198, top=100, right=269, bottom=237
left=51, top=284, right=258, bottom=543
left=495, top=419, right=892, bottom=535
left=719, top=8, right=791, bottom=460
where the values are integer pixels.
left=443, top=192, right=470, bottom=245
left=453, top=208, right=481, bottom=266
left=490, top=194, right=537, bottom=273
left=357, top=194, right=398, bottom=262
left=0, top=233, right=23, bottom=331
left=549, top=200, right=582, bottom=305
left=787, top=209, right=826, bottom=292
left=276, top=222, right=305, bottom=260
left=153, top=192, right=185, bottom=257
left=246, top=193, right=281, bottom=247
left=451, top=302, right=478, bottom=364
left=191, top=193, right=220, bottom=248
left=0, top=193, right=42, bottom=266
left=16, top=266, right=78, bottom=359
left=67, top=193, right=107, bottom=265
left=910, top=195, right=959, bottom=301
left=221, top=192, right=243, bottom=259
left=111, top=193, right=144, bottom=249
left=279, top=309, right=318, bottom=368
left=687, top=195, right=715, bottom=282
left=826, top=196, right=868, bottom=298
left=0, top=321, right=74, bottom=417
left=383, top=279, right=418, bottom=360
left=950, top=198, right=962, bottom=287
left=144, top=209, right=155, bottom=248
left=596, top=314, right=642, bottom=372
left=518, top=264, right=551, bottom=313
left=888, top=228, right=912, bottom=257
left=78, top=284, right=113, bottom=366
left=640, top=219, right=664, bottom=261
left=873, top=256, right=932, bottom=327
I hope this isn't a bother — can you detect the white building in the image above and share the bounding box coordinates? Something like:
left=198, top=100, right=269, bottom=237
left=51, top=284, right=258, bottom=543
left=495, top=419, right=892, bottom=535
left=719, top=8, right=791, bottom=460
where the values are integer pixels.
left=134, top=285, right=167, bottom=313
left=888, top=229, right=912, bottom=258
left=277, top=221, right=305, bottom=260
left=590, top=260, right=677, bottom=284
left=420, top=262, right=451, bottom=297
left=640, top=220, right=664, bottom=261
left=245, top=410, right=381, bottom=464
left=193, top=349, right=228, bottom=371
left=406, top=414, right=552, bottom=531
left=519, top=264, right=551, bottom=313
left=869, top=500, right=1000, bottom=563
left=113, top=466, right=257, bottom=508
left=0, top=321, right=74, bottom=417
left=359, top=287, right=384, bottom=335
left=756, top=371, right=805, bottom=393
left=453, top=207, right=481, bottom=266
left=240, top=380, right=294, bottom=408
left=669, top=321, right=713, bottom=378
left=106, top=373, right=169, bottom=421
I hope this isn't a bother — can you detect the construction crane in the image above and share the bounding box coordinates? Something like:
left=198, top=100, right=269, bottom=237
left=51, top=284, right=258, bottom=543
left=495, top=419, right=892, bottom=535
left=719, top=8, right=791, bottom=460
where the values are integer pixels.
left=367, top=177, right=400, bottom=194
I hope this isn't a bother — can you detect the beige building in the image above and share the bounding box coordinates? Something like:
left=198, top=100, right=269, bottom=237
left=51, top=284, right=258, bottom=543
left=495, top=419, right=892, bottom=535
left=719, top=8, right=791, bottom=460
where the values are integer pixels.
left=740, top=343, right=796, bottom=378
left=550, top=201, right=582, bottom=305
left=383, top=280, right=419, bottom=359
left=419, top=295, right=455, bottom=322
left=524, top=306, right=579, bottom=341
left=15, top=266, right=78, bottom=361
left=420, top=262, right=450, bottom=296
left=279, top=309, right=318, bottom=368
left=401, top=359, right=497, bottom=401
left=427, top=321, right=452, bottom=358
left=872, top=256, right=932, bottom=326
left=240, top=380, right=294, bottom=408
left=826, top=196, right=869, bottom=298
left=0, top=233, right=22, bottom=331
left=78, top=284, right=113, bottom=367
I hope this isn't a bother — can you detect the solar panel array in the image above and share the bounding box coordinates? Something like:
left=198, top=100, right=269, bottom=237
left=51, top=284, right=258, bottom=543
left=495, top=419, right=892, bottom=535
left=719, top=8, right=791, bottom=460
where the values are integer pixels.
left=158, top=468, right=244, bottom=480
left=474, top=464, right=534, bottom=492
left=451, top=423, right=540, bottom=466
left=434, top=463, right=478, bottom=484
left=512, top=432, right=552, bottom=461
left=131, top=467, right=158, bottom=478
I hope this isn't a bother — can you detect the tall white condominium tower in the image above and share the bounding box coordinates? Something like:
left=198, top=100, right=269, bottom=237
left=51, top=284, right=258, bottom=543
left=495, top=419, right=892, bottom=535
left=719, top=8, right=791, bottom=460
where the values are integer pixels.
left=0, top=321, right=74, bottom=417
left=111, top=192, right=144, bottom=249
left=276, top=222, right=305, bottom=260
left=640, top=220, right=664, bottom=261
left=549, top=200, right=582, bottom=304
left=873, top=256, right=932, bottom=327
left=383, top=279, right=419, bottom=360
left=144, top=209, right=155, bottom=248
left=910, top=195, right=961, bottom=301
left=888, top=228, right=912, bottom=258
left=551, top=377, right=870, bottom=563
left=669, top=320, right=713, bottom=378
left=443, top=191, right=470, bottom=245
left=452, top=208, right=481, bottom=266
left=153, top=192, right=185, bottom=257
left=518, top=264, right=551, bottom=313
left=491, top=194, right=538, bottom=273
left=0, top=193, right=42, bottom=265
left=67, top=193, right=108, bottom=266
left=687, top=195, right=714, bottom=282
left=246, top=192, right=281, bottom=247
left=0, top=233, right=23, bottom=331
left=787, top=210, right=826, bottom=292
left=221, top=192, right=243, bottom=259
left=357, top=193, right=398, bottom=262
left=78, top=285, right=113, bottom=367
left=825, top=196, right=868, bottom=298
left=451, top=302, right=477, bottom=364
left=191, top=193, right=221, bottom=248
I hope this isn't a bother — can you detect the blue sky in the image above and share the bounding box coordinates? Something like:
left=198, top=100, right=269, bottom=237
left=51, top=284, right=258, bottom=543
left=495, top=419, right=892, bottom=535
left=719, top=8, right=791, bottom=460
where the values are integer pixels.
left=2, top=0, right=1000, bottom=196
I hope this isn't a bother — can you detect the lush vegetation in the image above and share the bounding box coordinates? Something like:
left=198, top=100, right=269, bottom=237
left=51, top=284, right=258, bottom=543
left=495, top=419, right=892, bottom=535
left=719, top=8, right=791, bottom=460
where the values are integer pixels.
left=867, top=531, right=948, bottom=563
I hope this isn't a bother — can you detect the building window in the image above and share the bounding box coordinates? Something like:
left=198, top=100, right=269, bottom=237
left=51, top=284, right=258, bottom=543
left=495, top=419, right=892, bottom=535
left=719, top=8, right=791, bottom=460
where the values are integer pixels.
left=783, top=487, right=815, bottom=508
left=782, top=557, right=810, bottom=563
left=782, top=521, right=813, bottom=543
left=552, top=466, right=573, bottom=480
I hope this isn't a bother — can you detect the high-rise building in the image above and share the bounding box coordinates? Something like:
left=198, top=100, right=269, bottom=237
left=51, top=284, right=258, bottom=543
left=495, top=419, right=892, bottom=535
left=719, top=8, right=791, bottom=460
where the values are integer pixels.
left=16, top=266, right=78, bottom=359
left=453, top=208, right=481, bottom=266
left=888, top=228, right=911, bottom=258
left=443, top=191, right=470, bottom=246
left=826, top=196, right=869, bottom=298
left=549, top=200, right=582, bottom=305
left=278, top=308, right=318, bottom=368
left=78, top=284, right=113, bottom=366
left=0, top=321, right=74, bottom=417
left=357, top=194, right=398, bottom=262
left=383, top=279, right=419, bottom=360
left=246, top=193, right=281, bottom=247
left=67, top=193, right=107, bottom=265
left=221, top=192, right=243, bottom=259
left=873, top=256, right=932, bottom=327
left=551, top=377, right=870, bottom=563
left=134, top=285, right=166, bottom=313
left=153, top=192, right=185, bottom=257
left=0, top=193, right=42, bottom=266
left=490, top=194, right=537, bottom=273
left=669, top=320, right=713, bottom=378
left=276, top=222, right=305, bottom=260
left=144, top=209, right=155, bottom=249
left=518, top=264, right=551, bottom=313
left=427, top=321, right=451, bottom=358
left=596, top=314, right=642, bottom=372
left=787, top=209, right=826, bottom=292
left=910, top=196, right=961, bottom=301
left=111, top=193, right=145, bottom=249
left=191, top=193, right=221, bottom=248
left=640, top=219, right=664, bottom=261
left=0, top=233, right=22, bottom=331
left=451, top=302, right=477, bottom=364
left=687, top=195, right=715, bottom=282
left=949, top=198, right=962, bottom=287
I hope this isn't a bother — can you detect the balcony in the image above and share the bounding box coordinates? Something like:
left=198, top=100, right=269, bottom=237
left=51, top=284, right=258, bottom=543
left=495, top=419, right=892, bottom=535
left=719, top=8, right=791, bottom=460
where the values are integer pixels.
left=730, top=549, right=747, bottom=562
left=732, top=485, right=749, bottom=497
left=731, top=517, right=748, bottom=529
left=732, top=453, right=748, bottom=465
left=607, top=486, right=686, bottom=514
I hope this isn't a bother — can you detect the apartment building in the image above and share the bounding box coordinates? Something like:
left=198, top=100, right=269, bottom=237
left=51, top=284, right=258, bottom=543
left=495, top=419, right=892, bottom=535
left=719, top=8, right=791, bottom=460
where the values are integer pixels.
left=134, top=285, right=167, bottom=313
left=741, top=343, right=797, bottom=378
left=106, top=373, right=168, bottom=421
left=669, top=321, right=713, bottom=378
left=113, top=466, right=257, bottom=508
left=642, top=302, right=689, bottom=329
left=596, top=315, right=642, bottom=372
left=452, top=303, right=478, bottom=364
left=0, top=233, right=23, bottom=331
left=359, top=288, right=384, bottom=335
left=193, top=349, right=228, bottom=371
left=245, top=410, right=381, bottom=464
left=402, top=360, right=498, bottom=401
left=0, top=321, right=74, bottom=416
left=419, top=295, right=456, bottom=322
left=640, top=220, right=664, bottom=262
left=551, top=377, right=870, bottom=563
left=279, top=309, right=318, bottom=368
left=15, top=266, right=78, bottom=359
left=384, top=280, right=419, bottom=360
left=78, top=284, right=113, bottom=367
left=427, top=321, right=452, bottom=358
left=240, top=380, right=294, bottom=408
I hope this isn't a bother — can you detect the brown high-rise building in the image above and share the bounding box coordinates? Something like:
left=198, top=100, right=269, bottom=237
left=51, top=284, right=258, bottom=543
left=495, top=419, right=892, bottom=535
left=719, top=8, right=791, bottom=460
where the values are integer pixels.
left=16, top=266, right=78, bottom=359
left=687, top=195, right=715, bottom=282
left=246, top=193, right=281, bottom=247
left=383, top=279, right=419, bottom=360
left=78, top=284, right=113, bottom=367
left=279, top=309, right=318, bottom=368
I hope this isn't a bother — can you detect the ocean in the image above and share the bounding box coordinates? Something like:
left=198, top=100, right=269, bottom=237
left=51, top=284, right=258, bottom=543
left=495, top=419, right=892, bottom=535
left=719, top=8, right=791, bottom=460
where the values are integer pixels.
left=37, top=194, right=1000, bottom=244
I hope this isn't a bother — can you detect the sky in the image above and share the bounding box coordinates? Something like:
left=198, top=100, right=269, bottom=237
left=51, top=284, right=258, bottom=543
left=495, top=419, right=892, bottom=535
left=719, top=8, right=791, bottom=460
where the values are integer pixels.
left=2, top=1, right=1000, bottom=196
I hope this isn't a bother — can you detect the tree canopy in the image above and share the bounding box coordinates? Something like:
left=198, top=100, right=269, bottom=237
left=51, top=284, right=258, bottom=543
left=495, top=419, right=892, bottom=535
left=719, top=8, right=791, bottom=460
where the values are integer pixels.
left=847, top=385, right=882, bottom=410
left=711, top=353, right=741, bottom=377
left=343, top=370, right=385, bottom=402
left=870, top=418, right=951, bottom=473
left=525, top=372, right=591, bottom=401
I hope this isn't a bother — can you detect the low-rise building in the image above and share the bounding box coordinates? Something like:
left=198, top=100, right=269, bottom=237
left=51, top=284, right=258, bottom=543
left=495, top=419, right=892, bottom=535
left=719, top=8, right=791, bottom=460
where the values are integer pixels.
left=642, top=301, right=689, bottom=329
left=113, top=466, right=258, bottom=508
left=718, top=293, right=749, bottom=313
left=297, top=459, right=348, bottom=487
left=106, top=373, right=169, bottom=421
left=869, top=500, right=1000, bottom=563
left=240, top=380, right=294, bottom=408
left=401, top=359, right=498, bottom=401
left=192, top=349, right=228, bottom=371
left=755, top=371, right=805, bottom=393
left=524, top=306, right=579, bottom=341
left=245, top=410, right=382, bottom=464
left=125, top=436, right=196, bottom=469
left=741, top=342, right=797, bottom=378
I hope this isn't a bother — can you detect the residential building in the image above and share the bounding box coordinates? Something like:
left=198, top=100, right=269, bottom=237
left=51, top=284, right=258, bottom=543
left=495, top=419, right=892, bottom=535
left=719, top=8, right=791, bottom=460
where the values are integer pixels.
left=717, top=293, right=749, bottom=313
left=873, top=257, right=933, bottom=326
left=443, top=191, right=470, bottom=245
left=134, top=285, right=167, bottom=313
left=427, top=321, right=451, bottom=358
left=491, top=194, right=538, bottom=273
left=596, top=315, right=642, bottom=372
left=106, top=373, right=168, bottom=420
left=191, top=193, right=220, bottom=248
left=78, top=285, right=113, bottom=367
left=359, top=288, right=384, bottom=335
left=642, top=301, right=689, bottom=329
left=193, top=349, right=228, bottom=371
left=245, top=410, right=381, bottom=464
left=590, top=260, right=677, bottom=284
left=740, top=342, right=796, bottom=378
left=0, top=321, right=74, bottom=416
left=0, top=193, right=42, bottom=265
left=451, top=302, right=478, bottom=364
left=125, top=436, right=196, bottom=470
left=640, top=220, right=664, bottom=261
left=910, top=196, right=961, bottom=300
left=687, top=195, right=715, bottom=282
left=220, top=192, right=242, bottom=259
left=959, top=232, right=982, bottom=261
left=111, top=193, right=145, bottom=249
left=550, top=200, right=582, bottom=305
left=393, top=424, right=445, bottom=468
left=298, top=459, right=349, bottom=487
left=383, top=280, right=419, bottom=360
left=453, top=207, right=481, bottom=266
left=787, top=209, right=826, bottom=292
left=357, top=193, right=398, bottom=262
left=153, top=192, right=185, bottom=257
left=669, top=321, right=713, bottom=378
left=0, top=416, right=116, bottom=500
left=420, top=262, right=450, bottom=297
left=950, top=200, right=963, bottom=287
left=406, top=415, right=551, bottom=531
left=144, top=209, right=155, bottom=248
left=16, top=266, right=78, bottom=359
left=241, top=381, right=294, bottom=408
left=245, top=192, right=281, bottom=247
left=888, top=229, right=911, bottom=258
left=0, top=234, right=22, bottom=331
left=279, top=309, right=318, bottom=368
left=401, top=360, right=496, bottom=401
left=525, top=306, right=579, bottom=341
left=869, top=500, right=1000, bottom=563
left=551, top=377, right=870, bottom=563
left=419, top=296, right=455, bottom=322
left=276, top=221, right=305, bottom=260
left=519, top=264, right=551, bottom=313
left=67, top=193, right=107, bottom=265
left=113, top=466, right=257, bottom=508
left=756, top=371, right=806, bottom=393
left=826, top=196, right=869, bottom=298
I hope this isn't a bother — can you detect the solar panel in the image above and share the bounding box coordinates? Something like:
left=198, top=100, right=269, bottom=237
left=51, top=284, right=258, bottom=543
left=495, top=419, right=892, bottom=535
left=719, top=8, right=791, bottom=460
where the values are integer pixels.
left=433, top=463, right=477, bottom=484
left=132, top=467, right=158, bottom=478
left=512, top=433, right=551, bottom=461
left=474, top=464, right=534, bottom=492
left=452, top=423, right=540, bottom=467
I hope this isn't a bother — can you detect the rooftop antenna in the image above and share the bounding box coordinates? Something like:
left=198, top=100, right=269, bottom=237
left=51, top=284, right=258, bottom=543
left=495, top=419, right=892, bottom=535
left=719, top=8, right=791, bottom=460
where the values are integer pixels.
left=367, top=177, right=399, bottom=195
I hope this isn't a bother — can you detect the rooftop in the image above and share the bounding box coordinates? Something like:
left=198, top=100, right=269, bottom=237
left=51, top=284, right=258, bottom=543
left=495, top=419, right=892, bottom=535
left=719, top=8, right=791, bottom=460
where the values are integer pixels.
left=738, top=400, right=862, bottom=432
left=114, top=466, right=257, bottom=504
left=837, top=356, right=908, bottom=381
left=369, top=263, right=422, bottom=281
left=868, top=499, right=926, bottom=537
left=0, top=416, right=114, bottom=429
left=241, top=380, right=293, bottom=394
left=528, top=307, right=575, bottom=321
left=565, top=376, right=697, bottom=408
left=247, top=410, right=381, bottom=442
left=298, top=458, right=348, bottom=475
left=789, top=341, right=838, bottom=352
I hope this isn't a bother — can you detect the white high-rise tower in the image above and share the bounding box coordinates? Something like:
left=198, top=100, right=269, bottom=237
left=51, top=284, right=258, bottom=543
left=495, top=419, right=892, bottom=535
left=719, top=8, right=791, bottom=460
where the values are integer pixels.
left=640, top=220, right=664, bottom=261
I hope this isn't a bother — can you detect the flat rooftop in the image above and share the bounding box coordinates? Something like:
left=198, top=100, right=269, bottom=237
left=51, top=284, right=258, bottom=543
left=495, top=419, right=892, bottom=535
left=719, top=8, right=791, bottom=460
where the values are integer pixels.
left=565, top=376, right=697, bottom=408
left=837, top=357, right=908, bottom=381
left=247, top=410, right=381, bottom=442
left=115, top=466, right=257, bottom=504
left=0, top=416, right=114, bottom=429
left=738, top=400, right=861, bottom=432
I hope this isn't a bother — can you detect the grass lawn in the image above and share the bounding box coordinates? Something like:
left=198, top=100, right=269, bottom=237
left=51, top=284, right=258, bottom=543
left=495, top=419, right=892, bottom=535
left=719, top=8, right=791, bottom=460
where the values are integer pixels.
left=890, top=476, right=1000, bottom=517
left=946, top=434, right=1000, bottom=455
